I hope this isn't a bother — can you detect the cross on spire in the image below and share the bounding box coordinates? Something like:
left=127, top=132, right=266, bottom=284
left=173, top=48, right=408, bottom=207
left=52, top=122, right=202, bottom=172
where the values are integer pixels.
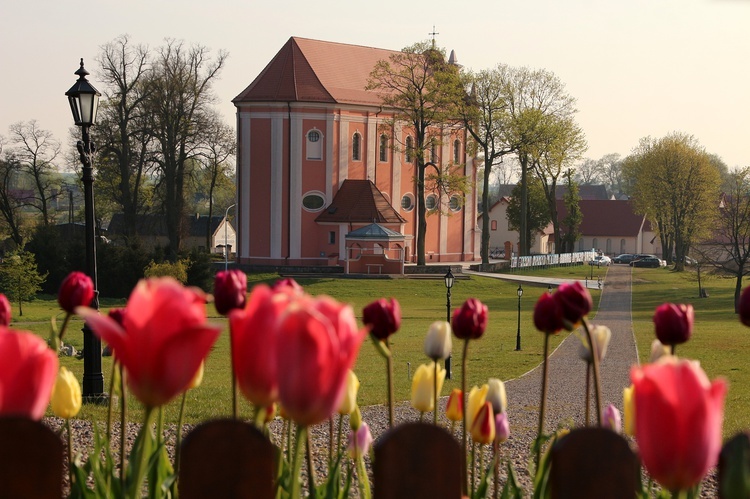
left=429, top=25, right=439, bottom=47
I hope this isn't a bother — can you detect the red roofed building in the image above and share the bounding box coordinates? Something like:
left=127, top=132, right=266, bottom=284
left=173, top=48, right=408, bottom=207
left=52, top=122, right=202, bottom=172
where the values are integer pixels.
left=232, top=37, right=478, bottom=268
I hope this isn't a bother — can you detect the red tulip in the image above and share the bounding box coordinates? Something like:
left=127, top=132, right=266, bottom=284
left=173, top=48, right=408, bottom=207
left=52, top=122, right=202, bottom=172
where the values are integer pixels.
left=470, top=401, right=495, bottom=445
left=653, top=303, right=694, bottom=346
left=533, top=292, right=565, bottom=334
left=107, top=308, right=127, bottom=327
left=213, top=269, right=247, bottom=315
left=58, top=271, right=95, bottom=314
left=77, top=277, right=221, bottom=408
left=631, top=358, right=726, bottom=492
left=555, top=281, right=592, bottom=328
left=740, top=286, right=750, bottom=327
left=451, top=298, right=488, bottom=340
left=0, top=329, right=58, bottom=420
left=362, top=298, right=401, bottom=341
left=0, top=293, right=10, bottom=326
left=229, top=284, right=298, bottom=407
left=272, top=278, right=304, bottom=295
left=277, top=295, right=366, bottom=426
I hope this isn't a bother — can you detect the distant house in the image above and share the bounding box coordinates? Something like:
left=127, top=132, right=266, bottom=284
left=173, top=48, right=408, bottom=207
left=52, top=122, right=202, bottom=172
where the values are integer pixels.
left=107, top=214, right=236, bottom=255
left=483, top=197, right=552, bottom=257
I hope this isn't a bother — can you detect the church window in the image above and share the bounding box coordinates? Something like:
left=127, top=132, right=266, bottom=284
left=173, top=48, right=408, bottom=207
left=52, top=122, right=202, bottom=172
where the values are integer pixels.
left=405, top=136, right=414, bottom=163
left=379, top=134, right=388, bottom=162
left=425, top=194, right=437, bottom=211
left=302, top=191, right=325, bottom=212
left=352, top=132, right=361, bottom=161
left=430, top=142, right=437, bottom=163
left=401, top=193, right=414, bottom=212
left=306, top=129, right=323, bottom=160
left=491, top=220, right=497, bottom=231
left=449, top=195, right=461, bottom=212
left=453, top=139, right=461, bottom=163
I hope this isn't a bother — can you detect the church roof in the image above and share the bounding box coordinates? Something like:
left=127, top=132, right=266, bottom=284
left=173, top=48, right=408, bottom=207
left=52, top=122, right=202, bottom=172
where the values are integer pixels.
left=233, top=37, right=399, bottom=106
left=556, top=199, right=645, bottom=237
left=345, top=223, right=404, bottom=240
left=315, top=180, right=406, bottom=224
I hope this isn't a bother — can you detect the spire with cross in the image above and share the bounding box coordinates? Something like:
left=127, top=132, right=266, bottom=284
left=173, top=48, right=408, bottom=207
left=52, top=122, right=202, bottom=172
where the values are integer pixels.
left=429, top=25, right=439, bottom=48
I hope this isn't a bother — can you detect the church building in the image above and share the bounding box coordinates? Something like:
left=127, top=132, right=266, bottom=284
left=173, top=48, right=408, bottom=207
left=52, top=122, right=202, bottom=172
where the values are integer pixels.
left=233, top=37, right=479, bottom=268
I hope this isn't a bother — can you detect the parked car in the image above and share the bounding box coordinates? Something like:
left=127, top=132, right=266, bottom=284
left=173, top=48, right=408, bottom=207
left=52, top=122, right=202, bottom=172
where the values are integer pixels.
left=612, top=254, right=637, bottom=264
left=588, top=255, right=612, bottom=266
left=631, top=256, right=662, bottom=268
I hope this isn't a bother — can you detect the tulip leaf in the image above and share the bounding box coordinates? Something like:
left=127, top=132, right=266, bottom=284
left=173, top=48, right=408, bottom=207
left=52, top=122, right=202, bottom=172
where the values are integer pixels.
left=500, top=460, right=524, bottom=499
left=369, top=335, right=392, bottom=358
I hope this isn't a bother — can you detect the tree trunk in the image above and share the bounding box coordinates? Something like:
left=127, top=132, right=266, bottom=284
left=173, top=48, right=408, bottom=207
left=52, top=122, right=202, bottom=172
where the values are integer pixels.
left=416, top=162, right=427, bottom=266
left=735, top=271, right=743, bottom=314
left=519, top=154, right=529, bottom=256
left=481, top=155, right=492, bottom=267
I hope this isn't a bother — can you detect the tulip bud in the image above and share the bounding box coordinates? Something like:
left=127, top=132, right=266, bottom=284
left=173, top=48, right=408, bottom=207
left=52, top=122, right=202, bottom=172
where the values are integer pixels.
left=272, top=277, right=304, bottom=295
left=338, top=370, right=360, bottom=415
left=533, top=292, right=565, bottom=334
left=486, top=378, right=507, bottom=415
left=466, top=384, right=489, bottom=431
left=350, top=405, right=362, bottom=430
left=347, top=422, right=373, bottom=459
left=578, top=325, right=611, bottom=363
left=555, top=281, right=592, bottom=329
left=451, top=298, right=488, bottom=340
left=649, top=339, right=671, bottom=363
left=410, top=362, right=446, bottom=413
left=51, top=367, right=82, bottom=419
left=653, top=303, right=693, bottom=346
left=602, top=403, right=622, bottom=433
left=470, top=402, right=495, bottom=445
left=362, top=298, right=401, bottom=341
left=445, top=388, right=464, bottom=422
left=623, top=385, right=635, bottom=437
left=423, top=321, right=452, bottom=360
left=213, top=269, right=248, bottom=316
left=740, top=286, right=750, bottom=327
left=187, top=362, right=204, bottom=389
left=495, top=411, right=510, bottom=443
left=107, top=308, right=127, bottom=327
left=58, top=271, right=95, bottom=314
left=0, top=293, right=10, bottom=326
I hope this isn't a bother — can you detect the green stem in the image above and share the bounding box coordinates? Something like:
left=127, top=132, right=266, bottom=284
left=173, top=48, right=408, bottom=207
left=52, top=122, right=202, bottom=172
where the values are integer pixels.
left=107, top=360, right=117, bottom=441
left=329, top=418, right=334, bottom=464
left=337, top=414, right=344, bottom=456
left=174, top=391, right=188, bottom=477
left=230, top=327, right=238, bottom=419
left=471, top=440, right=476, bottom=498
left=493, top=440, right=500, bottom=499
left=582, top=319, right=603, bottom=425
left=386, top=338, right=394, bottom=427
left=59, top=312, right=72, bottom=343
left=129, top=406, right=155, bottom=499
left=585, top=362, right=591, bottom=426
left=66, top=419, right=74, bottom=489
left=119, top=364, right=127, bottom=485
left=290, top=424, right=306, bottom=499
left=536, top=333, right=550, bottom=469
left=462, top=338, right=470, bottom=496
left=306, top=426, right=318, bottom=499
left=356, top=456, right=371, bottom=499
left=434, top=360, right=439, bottom=426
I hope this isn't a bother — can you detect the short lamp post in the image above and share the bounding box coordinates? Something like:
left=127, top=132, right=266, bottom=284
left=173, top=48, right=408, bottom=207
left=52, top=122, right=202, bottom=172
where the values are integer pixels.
left=224, top=203, right=236, bottom=271
left=66, top=59, right=104, bottom=400
left=444, top=269, right=454, bottom=379
left=515, top=284, right=523, bottom=351
left=548, top=283, right=553, bottom=294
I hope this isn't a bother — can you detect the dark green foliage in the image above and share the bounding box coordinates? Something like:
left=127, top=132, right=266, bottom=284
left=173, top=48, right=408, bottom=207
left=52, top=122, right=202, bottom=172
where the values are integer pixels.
left=184, top=248, right=214, bottom=292
left=97, top=242, right=151, bottom=298
left=26, top=225, right=85, bottom=294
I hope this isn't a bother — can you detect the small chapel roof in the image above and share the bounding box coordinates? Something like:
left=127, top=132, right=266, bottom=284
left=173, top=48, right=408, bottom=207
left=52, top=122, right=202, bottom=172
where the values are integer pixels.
left=233, top=37, right=400, bottom=106
left=345, top=223, right=404, bottom=240
left=315, top=180, right=406, bottom=224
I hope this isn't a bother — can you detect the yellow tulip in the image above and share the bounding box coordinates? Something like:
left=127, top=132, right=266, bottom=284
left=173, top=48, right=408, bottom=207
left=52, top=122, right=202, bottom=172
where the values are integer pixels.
left=470, top=402, right=495, bottom=445
left=410, top=362, right=446, bottom=413
left=445, top=388, right=464, bottom=422
left=466, top=384, right=489, bottom=430
left=486, top=378, right=507, bottom=415
left=187, top=362, right=204, bottom=389
left=338, top=370, right=360, bottom=415
left=623, top=384, right=635, bottom=436
left=51, top=367, right=82, bottom=419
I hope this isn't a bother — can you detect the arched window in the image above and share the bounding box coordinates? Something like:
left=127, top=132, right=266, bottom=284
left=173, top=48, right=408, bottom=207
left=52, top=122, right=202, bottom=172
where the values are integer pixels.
left=405, top=136, right=414, bottom=163
left=579, top=239, right=585, bottom=251
left=430, top=142, right=437, bottom=163
left=306, top=129, right=323, bottom=160
left=425, top=194, right=437, bottom=211
left=352, top=132, right=361, bottom=161
left=453, top=139, right=461, bottom=163
left=620, top=239, right=626, bottom=254
left=592, top=238, right=598, bottom=251
left=491, top=220, right=497, bottom=231
left=449, top=196, right=461, bottom=212
left=606, top=238, right=612, bottom=254
left=379, top=134, right=388, bottom=162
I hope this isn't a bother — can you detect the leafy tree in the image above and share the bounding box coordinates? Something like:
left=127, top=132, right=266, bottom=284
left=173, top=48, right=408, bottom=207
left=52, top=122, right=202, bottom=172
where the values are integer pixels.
left=0, top=250, right=47, bottom=316
left=506, top=177, right=550, bottom=249
left=146, top=40, right=227, bottom=259
left=693, top=167, right=750, bottom=311
left=367, top=41, right=464, bottom=265
left=8, top=120, right=61, bottom=226
left=144, top=258, right=189, bottom=283
left=560, top=170, right=583, bottom=253
left=623, top=133, right=721, bottom=270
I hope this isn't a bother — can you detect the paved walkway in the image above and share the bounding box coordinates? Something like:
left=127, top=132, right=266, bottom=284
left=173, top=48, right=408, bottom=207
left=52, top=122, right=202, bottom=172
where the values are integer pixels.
left=465, top=267, right=606, bottom=289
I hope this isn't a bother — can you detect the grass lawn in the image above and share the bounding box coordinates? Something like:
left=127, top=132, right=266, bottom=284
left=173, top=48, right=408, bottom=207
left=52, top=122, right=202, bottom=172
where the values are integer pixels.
left=628, top=266, right=750, bottom=437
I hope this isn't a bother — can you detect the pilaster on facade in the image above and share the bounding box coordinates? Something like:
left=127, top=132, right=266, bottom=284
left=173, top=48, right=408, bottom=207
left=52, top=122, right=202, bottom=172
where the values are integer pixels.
left=392, top=122, right=402, bottom=202
left=238, top=112, right=251, bottom=259
left=338, top=120, right=349, bottom=187
left=270, top=115, right=284, bottom=259
left=289, top=114, right=302, bottom=260
left=326, top=113, right=334, bottom=202
left=366, top=113, right=377, bottom=181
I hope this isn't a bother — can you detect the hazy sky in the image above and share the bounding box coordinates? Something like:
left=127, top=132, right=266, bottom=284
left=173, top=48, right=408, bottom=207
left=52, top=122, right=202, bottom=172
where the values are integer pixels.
left=2, top=0, right=748, bottom=169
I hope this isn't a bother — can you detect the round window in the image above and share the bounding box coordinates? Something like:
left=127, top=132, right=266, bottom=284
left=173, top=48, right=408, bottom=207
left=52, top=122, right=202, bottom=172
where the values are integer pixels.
left=425, top=195, right=437, bottom=211
left=302, top=192, right=325, bottom=211
left=308, top=130, right=320, bottom=143
left=401, top=194, right=414, bottom=212
left=449, top=196, right=461, bottom=212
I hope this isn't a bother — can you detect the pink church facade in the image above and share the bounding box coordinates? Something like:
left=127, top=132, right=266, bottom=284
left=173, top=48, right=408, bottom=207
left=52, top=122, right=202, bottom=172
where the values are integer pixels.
left=233, top=37, right=479, bottom=268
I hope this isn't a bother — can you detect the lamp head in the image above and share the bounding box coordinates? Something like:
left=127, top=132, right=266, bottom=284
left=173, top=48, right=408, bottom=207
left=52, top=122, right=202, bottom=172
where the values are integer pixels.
left=65, top=59, right=101, bottom=127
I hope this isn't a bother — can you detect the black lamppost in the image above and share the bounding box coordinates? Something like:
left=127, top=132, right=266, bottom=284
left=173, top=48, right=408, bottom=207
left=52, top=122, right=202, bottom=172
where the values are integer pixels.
left=66, top=59, right=104, bottom=400
left=515, top=284, right=523, bottom=351
left=444, top=269, right=454, bottom=379
left=548, top=283, right=553, bottom=294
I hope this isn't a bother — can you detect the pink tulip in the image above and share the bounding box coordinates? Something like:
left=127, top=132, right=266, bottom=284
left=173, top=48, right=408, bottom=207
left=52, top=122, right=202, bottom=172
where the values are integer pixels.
left=0, top=329, right=58, bottom=420
left=58, top=271, right=95, bottom=314
left=602, top=403, right=622, bottom=433
left=533, top=292, right=564, bottom=334
left=631, top=358, right=726, bottom=492
left=495, top=411, right=510, bottom=443
left=653, top=303, right=694, bottom=346
left=555, top=281, right=592, bottom=328
left=0, top=293, right=10, bottom=326
left=347, top=422, right=374, bottom=459
left=229, top=284, right=298, bottom=407
left=78, top=277, right=221, bottom=408
left=213, top=269, right=247, bottom=316
left=362, top=298, right=401, bottom=341
left=277, top=295, right=366, bottom=426
left=452, top=298, right=488, bottom=340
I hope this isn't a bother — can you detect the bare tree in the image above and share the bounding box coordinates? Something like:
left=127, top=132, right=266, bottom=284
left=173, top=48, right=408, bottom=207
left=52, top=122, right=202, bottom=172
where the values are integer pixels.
left=8, top=120, right=61, bottom=226
left=0, top=138, right=25, bottom=247
left=574, top=158, right=601, bottom=185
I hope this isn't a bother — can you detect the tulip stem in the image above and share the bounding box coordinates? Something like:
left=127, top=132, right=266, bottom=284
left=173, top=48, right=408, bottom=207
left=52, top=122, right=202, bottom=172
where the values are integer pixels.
left=536, top=333, right=550, bottom=469
left=386, top=338, right=395, bottom=427
left=328, top=418, right=334, bottom=464
left=66, top=419, right=74, bottom=489
left=106, top=360, right=117, bottom=442
left=129, top=407, right=155, bottom=499
left=493, top=440, right=500, bottom=499
left=119, top=364, right=127, bottom=485
left=582, top=319, right=603, bottom=425
left=434, top=361, right=439, bottom=426
left=59, top=312, right=72, bottom=343
left=174, top=390, right=188, bottom=477
left=290, top=424, right=306, bottom=499
left=585, top=362, right=591, bottom=426
left=230, top=329, right=238, bottom=419
left=305, top=427, right=318, bottom=499
left=337, top=414, right=344, bottom=455
left=471, top=441, right=477, bottom=498
left=356, top=455, right=371, bottom=499
left=462, top=338, right=470, bottom=496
